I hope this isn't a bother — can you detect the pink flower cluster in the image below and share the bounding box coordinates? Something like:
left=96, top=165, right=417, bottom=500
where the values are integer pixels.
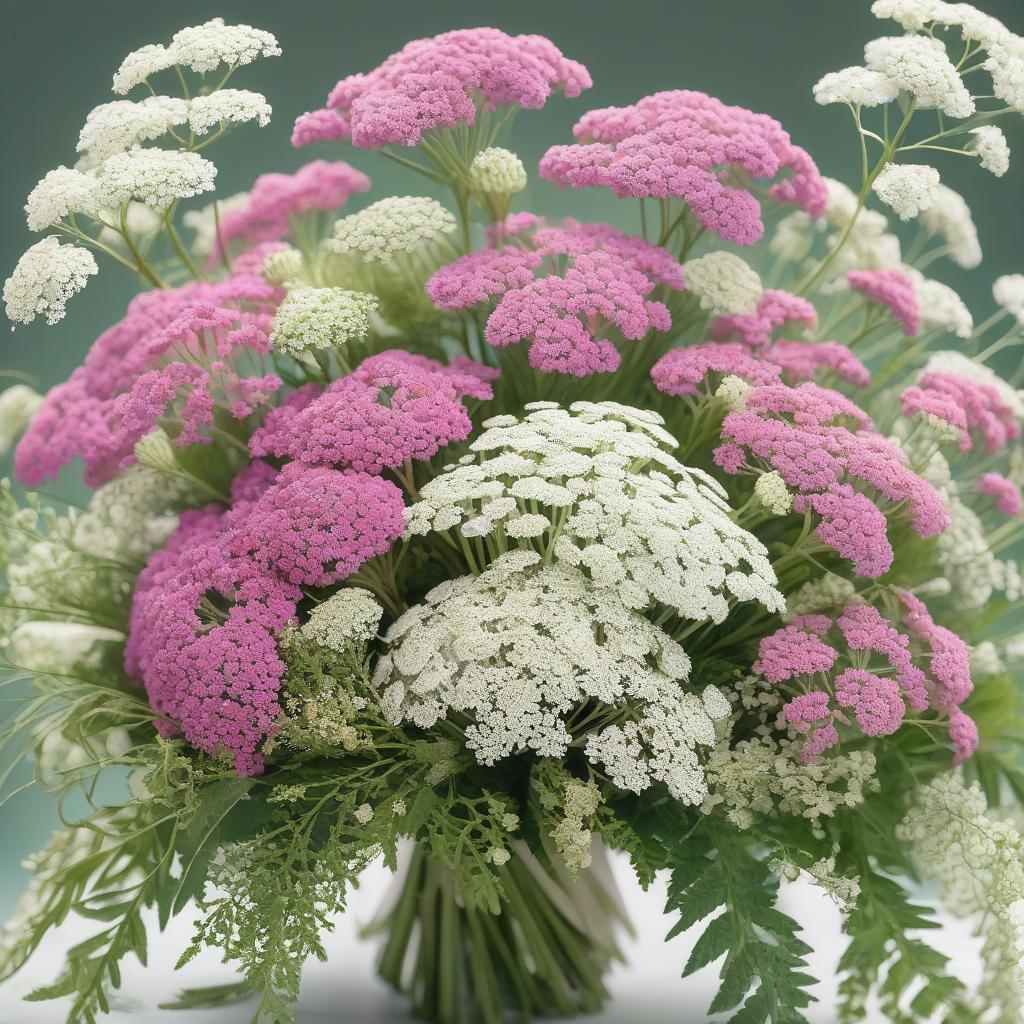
left=709, top=289, right=818, bottom=347
left=127, top=459, right=406, bottom=775
left=15, top=275, right=282, bottom=486
left=846, top=268, right=920, bottom=336
left=426, top=219, right=682, bottom=376
left=539, top=91, right=826, bottom=245
left=910, top=370, right=1022, bottom=453
left=217, top=160, right=370, bottom=250
left=977, top=472, right=1023, bottom=516
left=708, top=381, right=948, bottom=576
left=293, top=28, right=591, bottom=148
left=755, top=597, right=974, bottom=763
left=250, top=350, right=498, bottom=472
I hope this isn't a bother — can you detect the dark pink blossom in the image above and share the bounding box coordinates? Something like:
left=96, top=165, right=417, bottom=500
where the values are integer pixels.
left=977, top=472, right=1023, bottom=516
left=763, top=340, right=870, bottom=388
left=709, top=290, right=818, bottom=347
left=900, top=385, right=970, bottom=449
left=948, top=706, right=979, bottom=765
left=753, top=622, right=838, bottom=683
left=295, top=29, right=590, bottom=149
left=846, top=268, right=920, bottom=336
left=834, top=668, right=905, bottom=736
left=918, top=370, right=1022, bottom=454
left=651, top=343, right=781, bottom=396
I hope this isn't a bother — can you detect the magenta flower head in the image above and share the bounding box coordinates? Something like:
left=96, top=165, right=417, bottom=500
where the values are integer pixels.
left=293, top=28, right=591, bottom=149
left=977, top=472, right=1023, bottom=517
left=125, top=506, right=302, bottom=777
left=709, top=289, right=818, bottom=347
left=846, top=268, right=920, bottom=336
left=427, top=219, right=682, bottom=376
left=900, top=385, right=971, bottom=450
left=763, top=340, right=870, bottom=388
left=539, top=91, right=826, bottom=245
left=15, top=275, right=282, bottom=486
left=917, top=369, right=1022, bottom=454
left=217, top=160, right=370, bottom=249
left=250, top=349, right=497, bottom=472
left=651, top=343, right=781, bottom=397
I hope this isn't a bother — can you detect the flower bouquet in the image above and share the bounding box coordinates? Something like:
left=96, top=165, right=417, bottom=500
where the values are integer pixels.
left=3, top=4, right=1024, bottom=1022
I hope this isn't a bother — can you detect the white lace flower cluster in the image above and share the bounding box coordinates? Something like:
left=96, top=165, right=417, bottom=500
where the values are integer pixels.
left=908, top=271, right=974, bottom=337
left=468, top=148, right=528, bottom=195
left=783, top=573, right=857, bottom=621
left=269, top=286, right=379, bottom=357
left=813, top=66, right=900, bottom=107
left=898, top=775, right=1024, bottom=1022
left=864, top=35, right=975, bottom=118
left=3, top=238, right=97, bottom=326
left=112, top=18, right=281, bottom=94
left=331, top=197, right=456, bottom=263
left=373, top=550, right=729, bottom=804
left=75, top=97, right=189, bottom=168
left=917, top=184, right=982, bottom=269
left=301, top=589, right=385, bottom=652
left=993, top=274, right=1024, bottom=326
left=681, top=251, right=762, bottom=315
left=8, top=621, right=123, bottom=674
left=0, top=386, right=44, bottom=457
left=182, top=192, right=250, bottom=257
left=872, top=163, right=941, bottom=221
left=969, top=125, right=1011, bottom=176
left=753, top=471, right=793, bottom=516
left=406, top=401, right=784, bottom=624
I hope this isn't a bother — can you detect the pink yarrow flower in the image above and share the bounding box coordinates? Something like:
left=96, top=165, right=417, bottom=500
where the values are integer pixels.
left=294, top=28, right=590, bottom=149
left=709, top=290, right=818, bottom=347
left=846, top=268, right=920, bottom=336
left=900, top=385, right=971, bottom=450
left=539, top=90, right=826, bottom=245
left=977, top=472, right=1023, bottom=516
left=918, top=370, right=1022, bottom=454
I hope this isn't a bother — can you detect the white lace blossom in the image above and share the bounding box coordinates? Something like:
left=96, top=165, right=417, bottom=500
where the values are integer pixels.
left=898, top=776, right=1024, bottom=1022
left=169, top=18, right=281, bottom=75
left=76, top=97, right=189, bottom=167
left=468, top=148, right=528, bottom=194
left=187, top=89, right=272, bottom=135
left=985, top=39, right=1024, bottom=112
left=4, top=237, right=98, bottom=326
left=269, top=287, right=378, bottom=356
left=8, top=622, right=123, bottom=673
left=822, top=177, right=903, bottom=274
left=261, top=247, right=305, bottom=286
left=753, top=471, right=792, bottom=516
left=112, top=44, right=176, bottom=95
left=783, top=573, right=857, bottom=621
left=24, top=168, right=102, bottom=231
left=406, top=401, right=784, bottom=623
left=331, top=196, right=456, bottom=263
left=768, top=211, right=815, bottom=263
left=182, top=191, right=249, bottom=257
left=94, top=148, right=217, bottom=210
left=908, top=271, right=973, bottom=337
left=916, top=184, right=982, bottom=269
left=994, top=274, right=1024, bottom=326
left=968, top=125, right=1011, bottom=177
left=301, top=589, right=384, bottom=652
left=0, top=386, right=44, bottom=456
left=872, top=163, right=941, bottom=221
left=681, top=251, right=763, bottom=315
left=869, top=0, right=942, bottom=31
left=813, top=66, right=899, bottom=106
left=374, top=551, right=728, bottom=804
left=864, top=35, right=974, bottom=118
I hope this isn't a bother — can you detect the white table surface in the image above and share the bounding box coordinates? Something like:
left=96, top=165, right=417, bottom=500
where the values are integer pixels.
left=0, top=852, right=982, bottom=1024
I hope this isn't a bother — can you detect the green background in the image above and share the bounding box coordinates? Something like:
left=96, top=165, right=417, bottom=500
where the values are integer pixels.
left=0, top=0, right=1022, bottom=918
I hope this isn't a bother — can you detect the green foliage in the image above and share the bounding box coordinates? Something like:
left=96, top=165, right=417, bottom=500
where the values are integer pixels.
left=662, top=825, right=816, bottom=1024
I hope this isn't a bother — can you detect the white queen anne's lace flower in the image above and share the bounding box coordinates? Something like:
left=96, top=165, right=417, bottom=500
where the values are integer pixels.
left=94, top=148, right=217, bottom=210
left=872, top=163, right=941, bottom=221
left=187, top=89, right=272, bottom=135
left=753, top=471, right=792, bottom=516
left=301, top=589, right=384, bottom=652
left=682, top=251, right=762, bottom=315
left=331, top=196, right=456, bottom=263
left=994, top=274, right=1024, bottom=326
left=4, top=237, right=98, bottom=326
left=169, top=18, right=281, bottom=75
left=182, top=191, right=250, bottom=257
left=269, top=286, right=378, bottom=356
left=24, top=168, right=102, bottom=231
left=468, top=148, right=528, bottom=195
left=374, top=551, right=728, bottom=804
left=969, top=125, right=1011, bottom=177
left=8, top=621, right=123, bottom=673
left=813, top=66, right=899, bottom=107
left=908, top=271, right=973, bottom=337
left=76, top=97, right=189, bottom=167
left=985, top=39, right=1024, bottom=112
left=870, top=0, right=943, bottom=31
left=916, top=184, right=982, bottom=269
left=864, top=35, right=974, bottom=118
left=112, top=45, right=176, bottom=95
left=406, top=401, right=784, bottom=624
left=0, top=386, right=44, bottom=456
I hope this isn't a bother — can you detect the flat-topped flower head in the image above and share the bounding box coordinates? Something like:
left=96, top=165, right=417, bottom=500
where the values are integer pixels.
left=908, top=270, right=973, bottom=337
left=24, top=167, right=102, bottom=232
left=709, top=289, right=818, bottom=347
left=427, top=219, right=681, bottom=376
left=977, top=473, right=1022, bottom=517
left=374, top=551, right=728, bottom=804
left=540, top=90, right=826, bottom=245
left=217, top=161, right=370, bottom=249
left=113, top=18, right=281, bottom=94
left=186, top=89, right=272, bottom=136
left=985, top=38, right=1024, bottom=113
left=864, top=35, right=974, bottom=118
left=94, top=147, right=218, bottom=210
left=4, top=237, right=98, bottom=326
left=651, top=343, right=782, bottom=397
left=917, top=184, right=982, bottom=268
left=300, top=588, right=384, bottom=652
left=294, top=28, right=590, bottom=149
left=406, top=401, right=783, bottom=623
left=847, top=268, right=920, bottom=334
left=994, top=274, right=1024, bottom=325
left=681, top=251, right=762, bottom=315
left=0, top=386, right=44, bottom=457
left=269, top=287, right=378, bottom=357
left=762, top=340, right=870, bottom=388
left=330, top=196, right=456, bottom=263
left=75, top=96, right=189, bottom=167
left=872, top=163, right=941, bottom=221
left=813, top=66, right=900, bottom=106
left=969, top=125, right=1011, bottom=176
left=250, top=349, right=497, bottom=474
